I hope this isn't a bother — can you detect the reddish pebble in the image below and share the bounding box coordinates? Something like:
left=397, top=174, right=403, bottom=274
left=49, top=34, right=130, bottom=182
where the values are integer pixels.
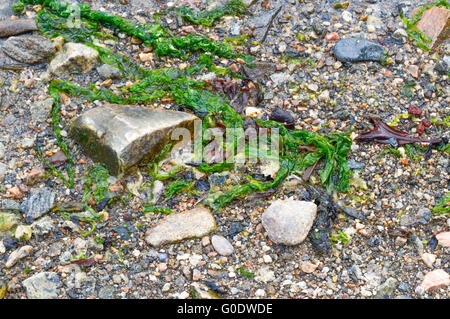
left=325, top=32, right=340, bottom=41
left=422, top=118, right=432, bottom=127
left=416, top=123, right=425, bottom=135
left=419, top=269, right=450, bottom=291
left=408, top=105, right=422, bottom=117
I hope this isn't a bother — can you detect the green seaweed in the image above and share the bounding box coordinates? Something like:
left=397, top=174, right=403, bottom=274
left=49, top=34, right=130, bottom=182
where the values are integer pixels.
left=12, top=0, right=353, bottom=211
left=168, top=0, right=246, bottom=26
left=143, top=204, right=174, bottom=215
left=433, top=192, right=450, bottom=214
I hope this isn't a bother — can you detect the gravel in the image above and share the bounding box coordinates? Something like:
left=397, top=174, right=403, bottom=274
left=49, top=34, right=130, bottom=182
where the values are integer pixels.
left=0, top=0, right=448, bottom=300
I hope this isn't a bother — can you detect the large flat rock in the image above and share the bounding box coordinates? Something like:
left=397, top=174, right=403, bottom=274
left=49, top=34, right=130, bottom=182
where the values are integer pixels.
left=145, top=207, right=216, bottom=246
left=70, top=104, right=198, bottom=175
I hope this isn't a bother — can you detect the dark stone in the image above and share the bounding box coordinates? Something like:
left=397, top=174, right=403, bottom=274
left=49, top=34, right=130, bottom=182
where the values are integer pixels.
left=195, top=178, right=210, bottom=191
left=333, top=38, right=387, bottom=63
left=227, top=222, right=243, bottom=237
left=20, top=187, right=57, bottom=222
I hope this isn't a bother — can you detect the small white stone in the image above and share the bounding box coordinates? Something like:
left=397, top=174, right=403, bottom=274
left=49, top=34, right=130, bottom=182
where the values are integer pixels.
left=342, top=11, right=352, bottom=23
left=263, top=255, right=272, bottom=263
left=421, top=253, right=436, bottom=268
left=255, top=289, right=266, bottom=297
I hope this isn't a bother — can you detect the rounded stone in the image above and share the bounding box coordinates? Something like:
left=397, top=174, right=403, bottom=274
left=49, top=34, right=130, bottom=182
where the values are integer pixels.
left=261, top=200, right=317, bottom=245
left=211, top=235, right=234, bottom=256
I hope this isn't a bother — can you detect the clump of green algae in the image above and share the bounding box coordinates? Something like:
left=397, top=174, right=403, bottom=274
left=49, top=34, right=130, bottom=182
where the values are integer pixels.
left=13, top=0, right=353, bottom=211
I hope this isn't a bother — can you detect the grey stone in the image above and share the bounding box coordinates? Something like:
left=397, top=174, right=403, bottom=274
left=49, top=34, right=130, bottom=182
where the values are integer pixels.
left=49, top=42, right=98, bottom=75
left=2, top=35, right=55, bottom=64
left=347, top=159, right=365, bottom=169
left=20, top=188, right=57, bottom=222
left=262, top=200, right=317, bottom=245
left=21, top=137, right=35, bottom=149
left=30, top=98, right=54, bottom=122
left=211, top=235, right=234, bottom=256
left=333, top=38, right=387, bottom=63
left=22, top=272, right=61, bottom=299
left=0, top=19, right=38, bottom=38
left=1, top=199, right=21, bottom=211
left=230, top=23, right=241, bottom=36
left=96, top=63, right=122, bottom=79
left=145, top=207, right=216, bottom=246
left=98, top=286, right=115, bottom=299
left=374, top=277, right=398, bottom=298
left=70, top=103, right=198, bottom=175
left=31, top=216, right=54, bottom=235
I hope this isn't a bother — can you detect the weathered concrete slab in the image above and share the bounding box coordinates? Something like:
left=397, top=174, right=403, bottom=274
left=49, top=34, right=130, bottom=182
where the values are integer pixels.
left=70, top=104, right=198, bottom=175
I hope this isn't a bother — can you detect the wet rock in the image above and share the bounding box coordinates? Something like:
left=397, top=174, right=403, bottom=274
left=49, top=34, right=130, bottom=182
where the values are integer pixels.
left=49, top=42, right=98, bottom=75
left=261, top=200, right=317, bottom=245
left=418, top=269, right=450, bottom=292
left=22, top=272, right=61, bottom=299
left=20, top=188, right=57, bottom=223
left=269, top=108, right=295, bottom=126
left=0, top=212, right=20, bottom=232
left=211, top=235, right=234, bottom=256
left=145, top=207, right=216, bottom=246
left=414, top=6, right=449, bottom=50
left=333, top=38, right=386, bottom=63
left=436, top=232, right=450, bottom=247
left=2, top=35, right=55, bottom=64
left=71, top=103, right=197, bottom=175
left=96, top=63, right=122, bottom=79
left=6, top=245, right=32, bottom=268
left=243, top=62, right=276, bottom=82
left=0, top=19, right=37, bottom=38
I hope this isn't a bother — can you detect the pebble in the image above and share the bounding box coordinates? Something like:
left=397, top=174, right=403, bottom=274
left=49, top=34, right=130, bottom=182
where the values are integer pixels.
left=333, top=38, right=386, bottom=63
left=261, top=200, right=317, bottom=245
left=22, top=272, right=60, bottom=299
left=211, top=235, right=234, bottom=256
left=30, top=98, right=54, bottom=122
left=421, top=253, right=436, bottom=268
left=20, top=188, right=57, bottom=222
left=49, top=42, right=99, bottom=75
left=96, top=64, right=122, bottom=79
left=435, top=232, right=450, bottom=247
left=5, top=245, right=32, bottom=268
left=418, top=269, right=450, bottom=292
